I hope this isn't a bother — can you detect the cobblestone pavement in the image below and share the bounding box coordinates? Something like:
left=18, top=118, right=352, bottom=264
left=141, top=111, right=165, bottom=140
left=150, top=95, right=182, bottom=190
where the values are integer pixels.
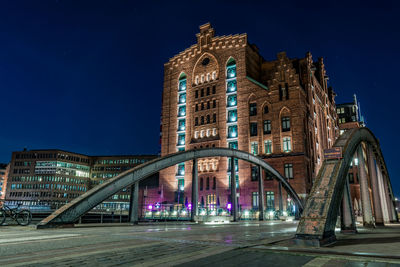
left=0, top=221, right=399, bottom=266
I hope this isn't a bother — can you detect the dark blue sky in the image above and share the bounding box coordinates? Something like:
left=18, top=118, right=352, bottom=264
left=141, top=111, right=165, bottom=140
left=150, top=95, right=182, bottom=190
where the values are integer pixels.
left=0, top=2, right=399, bottom=196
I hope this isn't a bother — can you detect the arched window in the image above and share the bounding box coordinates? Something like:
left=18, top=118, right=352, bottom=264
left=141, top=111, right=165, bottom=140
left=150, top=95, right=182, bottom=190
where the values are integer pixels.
left=226, top=58, right=236, bottom=78
left=206, top=115, right=210, bottom=124
left=206, top=177, right=210, bottom=190
left=264, top=105, right=269, bottom=114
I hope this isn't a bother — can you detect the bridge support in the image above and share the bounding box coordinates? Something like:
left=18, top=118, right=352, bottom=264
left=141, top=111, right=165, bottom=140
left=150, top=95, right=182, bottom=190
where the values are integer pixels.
left=357, top=146, right=375, bottom=228
left=258, top=166, right=265, bottom=220
left=341, top=177, right=357, bottom=233
left=191, top=158, right=198, bottom=222
left=376, top=165, right=390, bottom=223
left=230, top=157, right=238, bottom=221
left=367, top=145, right=384, bottom=225
left=278, top=181, right=283, bottom=213
left=129, top=182, right=139, bottom=224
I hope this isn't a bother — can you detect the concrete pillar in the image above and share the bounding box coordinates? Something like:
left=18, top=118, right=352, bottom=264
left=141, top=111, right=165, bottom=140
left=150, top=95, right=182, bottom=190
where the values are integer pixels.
left=341, top=177, right=357, bottom=233
left=357, top=146, right=375, bottom=227
left=129, top=182, right=139, bottom=224
left=382, top=175, right=396, bottom=222
left=367, top=146, right=384, bottom=225
left=191, top=158, right=198, bottom=222
left=278, top=181, right=283, bottom=213
left=376, top=165, right=390, bottom=223
left=230, top=157, right=238, bottom=221
left=258, top=166, right=265, bottom=221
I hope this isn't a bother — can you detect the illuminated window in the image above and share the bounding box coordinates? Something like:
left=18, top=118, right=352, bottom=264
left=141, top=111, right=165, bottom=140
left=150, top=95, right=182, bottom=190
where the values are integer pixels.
left=226, top=59, right=237, bottom=78
left=212, top=128, right=217, bottom=136
left=264, top=140, right=272, bottom=154
left=228, top=125, right=238, bottom=138
left=178, top=106, right=186, bottom=117
left=227, top=94, right=237, bottom=107
left=178, top=134, right=185, bottom=146
left=227, top=158, right=239, bottom=172
left=179, top=78, right=186, bottom=91
left=228, top=141, right=238, bottom=149
left=251, top=142, right=258, bottom=155
left=177, top=163, right=185, bottom=176
left=227, top=80, right=237, bottom=93
left=178, top=93, right=186, bottom=104
left=252, top=192, right=259, bottom=208
left=178, top=179, right=184, bottom=191
left=228, top=110, right=237, bottom=122
left=283, top=137, right=291, bottom=152
left=212, top=71, right=216, bottom=80
left=178, top=119, right=185, bottom=131
left=266, top=191, right=274, bottom=210
left=228, top=174, right=239, bottom=189
left=284, top=163, right=293, bottom=179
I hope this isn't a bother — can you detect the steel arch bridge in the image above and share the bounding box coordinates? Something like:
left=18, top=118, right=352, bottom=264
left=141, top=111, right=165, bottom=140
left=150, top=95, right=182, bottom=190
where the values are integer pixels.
left=295, top=127, right=398, bottom=246
left=37, top=147, right=304, bottom=228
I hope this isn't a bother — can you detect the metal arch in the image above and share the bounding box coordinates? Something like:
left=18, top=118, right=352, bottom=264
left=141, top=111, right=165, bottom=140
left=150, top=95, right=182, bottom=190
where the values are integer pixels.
left=295, top=127, right=397, bottom=245
left=37, top=147, right=303, bottom=228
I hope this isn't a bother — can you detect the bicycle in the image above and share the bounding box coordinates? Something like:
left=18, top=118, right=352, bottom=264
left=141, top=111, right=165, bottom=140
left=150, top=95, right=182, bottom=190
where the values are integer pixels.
left=0, top=203, right=32, bottom=226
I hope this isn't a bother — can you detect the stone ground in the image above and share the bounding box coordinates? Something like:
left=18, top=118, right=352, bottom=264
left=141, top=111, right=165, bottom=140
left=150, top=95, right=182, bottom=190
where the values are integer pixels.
left=0, top=221, right=399, bottom=266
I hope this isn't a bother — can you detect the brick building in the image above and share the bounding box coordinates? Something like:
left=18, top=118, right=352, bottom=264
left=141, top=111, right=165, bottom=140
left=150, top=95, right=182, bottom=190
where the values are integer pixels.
left=159, top=23, right=339, bottom=212
left=0, top=163, right=10, bottom=201
left=5, top=149, right=157, bottom=209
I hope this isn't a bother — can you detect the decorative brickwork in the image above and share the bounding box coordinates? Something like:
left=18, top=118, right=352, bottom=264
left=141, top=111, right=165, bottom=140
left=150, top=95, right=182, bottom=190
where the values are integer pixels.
left=160, top=23, right=338, bottom=211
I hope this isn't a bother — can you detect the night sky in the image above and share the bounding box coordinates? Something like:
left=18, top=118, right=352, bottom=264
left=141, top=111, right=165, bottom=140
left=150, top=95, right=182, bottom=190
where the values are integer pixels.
left=0, top=2, right=399, bottom=196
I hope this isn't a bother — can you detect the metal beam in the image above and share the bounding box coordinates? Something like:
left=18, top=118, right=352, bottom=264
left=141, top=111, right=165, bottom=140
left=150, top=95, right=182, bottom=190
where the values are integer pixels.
left=191, top=158, right=198, bottom=222
left=37, top=147, right=304, bottom=228
left=258, top=165, right=265, bottom=220
left=230, top=156, right=237, bottom=222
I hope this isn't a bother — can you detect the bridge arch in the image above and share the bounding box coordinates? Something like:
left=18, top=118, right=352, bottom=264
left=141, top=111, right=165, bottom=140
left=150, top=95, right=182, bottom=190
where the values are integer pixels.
left=295, top=127, right=398, bottom=246
left=37, top=148, right=304, bottom=228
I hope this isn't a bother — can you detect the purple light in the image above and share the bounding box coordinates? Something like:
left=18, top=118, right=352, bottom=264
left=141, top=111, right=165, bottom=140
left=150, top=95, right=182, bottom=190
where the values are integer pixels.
left=188, top=203, right=192, bottom=210
left=227, top=203, right=232, bottom=210
left=148, top=204, right=153, bottom=210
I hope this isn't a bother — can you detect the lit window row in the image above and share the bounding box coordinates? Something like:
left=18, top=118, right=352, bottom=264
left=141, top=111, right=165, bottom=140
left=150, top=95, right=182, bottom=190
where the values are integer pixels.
left=194, top=128, right=217, bottom=139
left=177, top=73, right=187, bottom=189
left=195, top=71, right=217, bottom=85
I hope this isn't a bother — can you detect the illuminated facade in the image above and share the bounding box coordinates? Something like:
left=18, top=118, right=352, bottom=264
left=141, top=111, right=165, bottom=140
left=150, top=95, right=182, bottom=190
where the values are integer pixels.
left=0, top=163, right=9, bottom=201
left=5, top=149, right=157, bottom=208
left=159, top=23, right=339, bottom=212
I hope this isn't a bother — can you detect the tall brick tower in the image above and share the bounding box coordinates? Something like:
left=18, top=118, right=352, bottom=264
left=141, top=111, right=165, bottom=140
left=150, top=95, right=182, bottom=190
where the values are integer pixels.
left=159, top=23, right=338, bottom=212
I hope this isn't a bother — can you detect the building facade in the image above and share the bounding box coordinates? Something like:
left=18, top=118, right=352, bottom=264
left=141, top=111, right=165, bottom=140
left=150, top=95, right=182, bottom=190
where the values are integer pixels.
left=5, top=149, right=157, bottom=209
left=0, top=163, right=10, bottom=202
left=159, top=23, right=339, bottom=212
